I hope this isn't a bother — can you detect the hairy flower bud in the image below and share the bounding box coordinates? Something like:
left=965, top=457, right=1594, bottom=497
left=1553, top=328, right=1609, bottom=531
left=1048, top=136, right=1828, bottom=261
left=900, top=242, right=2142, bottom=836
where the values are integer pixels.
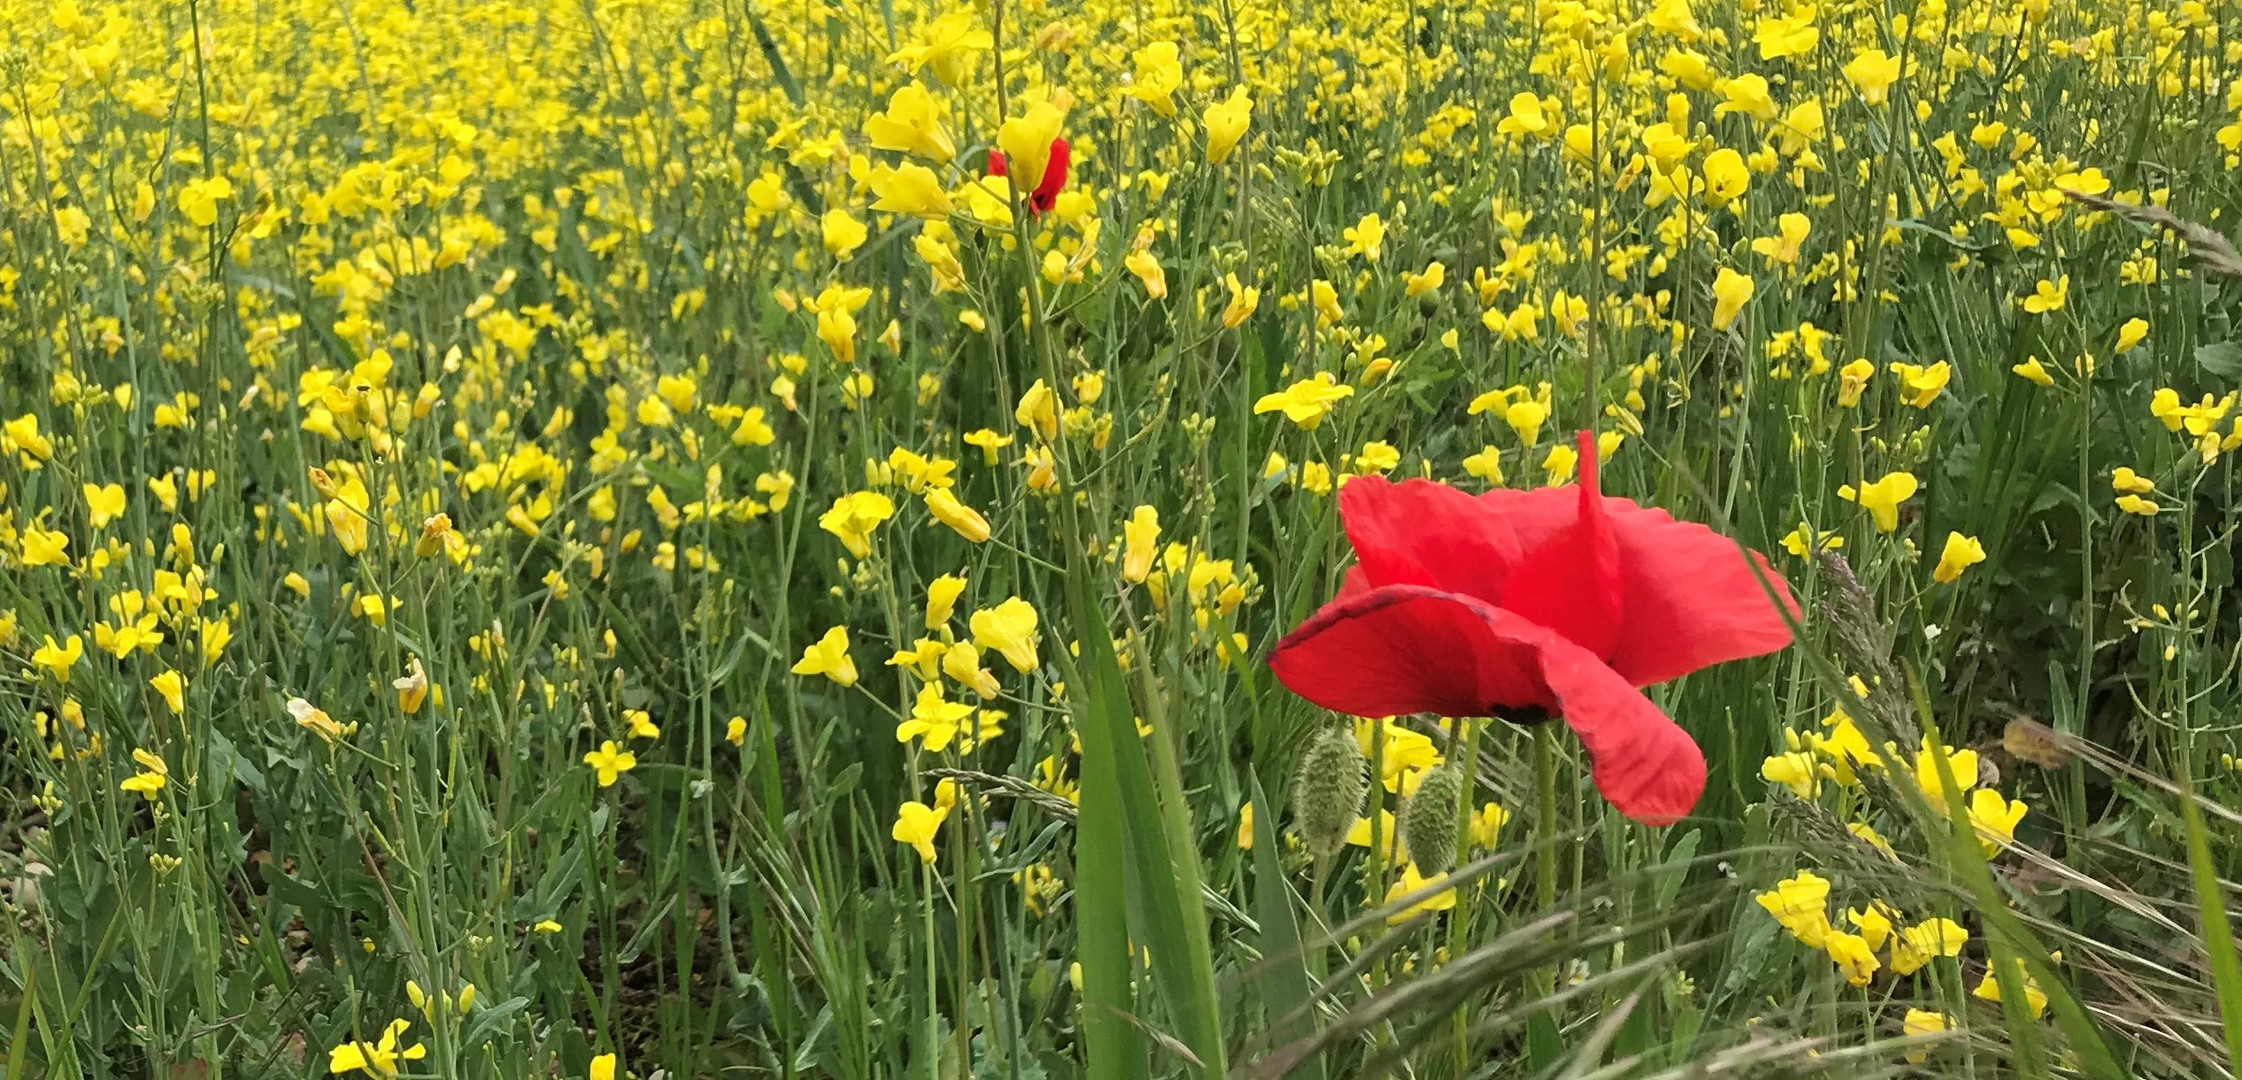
left=1292, top=722, right=1367, bottom=857
left=1402, top=758, right=1467, bottom=874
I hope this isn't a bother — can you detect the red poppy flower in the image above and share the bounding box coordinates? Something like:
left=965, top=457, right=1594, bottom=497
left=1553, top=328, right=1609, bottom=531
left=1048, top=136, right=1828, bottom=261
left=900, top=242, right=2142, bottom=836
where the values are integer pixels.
left=986, top=138, right=1069, bottom=215
left=1268, top=430, right=1797, bottom=825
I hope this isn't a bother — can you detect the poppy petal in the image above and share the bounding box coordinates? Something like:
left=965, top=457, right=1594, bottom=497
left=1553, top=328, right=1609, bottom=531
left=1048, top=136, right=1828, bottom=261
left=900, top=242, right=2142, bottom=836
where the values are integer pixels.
left=1030, top=138, right=1069, bottom=213
left=1475, top=436, right=1796, bottom=686
left=1536, top=633, right=1708, bottom=825
left=1497, top=431, right=1624, bottom=658
left=1271, top=583, right=1707, bottom=825
left=1339, top=477, right=1523, bottom=602
left=1602, top=514, right=1798, bottom=687
left=1335, top=564, right=1373, bottom=600
left=1475, top=486, right=1584, bottom=550
left=1269, top=585, right=1551, bottom=720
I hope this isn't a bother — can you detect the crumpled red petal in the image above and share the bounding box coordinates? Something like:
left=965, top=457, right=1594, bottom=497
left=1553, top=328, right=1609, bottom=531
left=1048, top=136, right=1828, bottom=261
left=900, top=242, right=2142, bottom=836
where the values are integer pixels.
left=1475, top=486, right=1588, bottom=552
left=1029, top=138, right=1069, bottom=214
left=1533, top=633, right=1708, bottom=825
left=1269, top=584, right=1707, bottom=824
left=1497, top=431, right=1624, bottom=658
left=1602, top=514, right=1798, bottom=687
left=1339, top=477, right=1522, bottom=601
left=1269, top=585, right=1550, bottom=719
left=1476, top=443, right=1795, bottom=687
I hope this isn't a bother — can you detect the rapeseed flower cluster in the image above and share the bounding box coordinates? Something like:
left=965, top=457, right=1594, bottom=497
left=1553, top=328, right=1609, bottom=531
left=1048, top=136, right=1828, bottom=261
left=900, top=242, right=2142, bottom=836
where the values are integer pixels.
left=1, top=0, right=2231, bottom=1072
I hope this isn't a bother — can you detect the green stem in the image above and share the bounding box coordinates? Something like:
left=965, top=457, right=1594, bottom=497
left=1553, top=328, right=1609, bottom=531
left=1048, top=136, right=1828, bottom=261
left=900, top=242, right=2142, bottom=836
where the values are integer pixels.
left=922, top=858, right=939, bottom=1080
left=1365, top=727, right=1388, bottom=933
left=1532, top=724, right=1559, bottom=997
left=1447, top=718, right=1482, bottom=1076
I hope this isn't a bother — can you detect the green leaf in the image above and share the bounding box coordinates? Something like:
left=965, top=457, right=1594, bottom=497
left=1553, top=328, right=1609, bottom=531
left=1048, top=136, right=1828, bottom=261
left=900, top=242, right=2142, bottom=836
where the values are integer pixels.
left=1913, top=700, right=2122, bottom=1080
left=1248, top=774, right=1321, bottom=1080
left=7, top=952, right=34, bottom=1080
left=1069, top=571, right=1150, bottom=1080
left=2197, top=342, right=2242, bottom=381
left=1652, top=829, right=1700, bottom=913
left=2178, top=768, right=2242, bottom=1074
left=460, top=995, right=532, bottom=1046
left=1071, top=566, right=1228, bottom=1077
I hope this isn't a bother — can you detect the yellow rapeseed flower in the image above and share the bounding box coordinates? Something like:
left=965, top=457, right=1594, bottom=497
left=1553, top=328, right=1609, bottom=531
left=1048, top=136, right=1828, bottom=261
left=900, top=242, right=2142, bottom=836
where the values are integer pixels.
left=2115, top=317, right=2149, bottom=353
left=1844, top=48, right=1903, bottom=106
left=1253, top=374, right=1355, bottom=429
left=923, top=488, right=990, bottom=543
left=1750, top=213, right=1811, bottom=266
left=1755, top=870, right=1832, bottom=946
left=83, top=483, right=126, bottom=529
left=1203, top=88, right=1252, bottom=163
left=1973, top=969, right=2048, bottom=1020
left=1933, top=532, right=1986, bottom=583
left=328, top=1019, right=426, bottom=1076
left=32, top=634, right=83, bottom=683
left=151, top=669, right=186, bottom=714
left=120, top=748, right=169, bottom=801
left=1701, top=148, right=1750, bottom=208
left=1838, top=471, right=1918, bottom=532
left=1968, top=787, right=2029, bottom=854
left=892, top=780, right=958, bottom=863
left=819, top=491, right=896, bottom=558
left=1710, top=267, right=1755, bottom=330
left=1121, top=506, right=1160, bottom=584
left=995, top=101, right=1066, bottom=191
left=2022, top=275, right=2069, bottom=314
left=18, top=524, right=70, bottom=567
left=1822, top=930, right=1880, bottom=986
left=1123, top=41, right=1183, bottom=116
left=863, top=83, right=956, bottom=162
left=1912, top=736, right=1979, bottom=808
left=1221, top=273, right=1260, bottom=327
left=582, top=741, right=637, bottom=787
left=1901, top=1009, right=1951, bottom=1063
left=1382, top=863, right=1457, bottom=924
left=970, top=598, right=1040, bottom=673
left=868, top=163, right=952, bottom=219
left=792, top=626, right=860, bottom=687
left=898, top=684, right=977, bottom=750
left=1890, top=918, right=1969, bottom=976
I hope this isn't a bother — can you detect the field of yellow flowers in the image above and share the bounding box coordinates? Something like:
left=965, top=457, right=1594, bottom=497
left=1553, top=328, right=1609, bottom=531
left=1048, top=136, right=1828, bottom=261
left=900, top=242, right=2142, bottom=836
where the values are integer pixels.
left=4, top=0, right=2242, bottom=1076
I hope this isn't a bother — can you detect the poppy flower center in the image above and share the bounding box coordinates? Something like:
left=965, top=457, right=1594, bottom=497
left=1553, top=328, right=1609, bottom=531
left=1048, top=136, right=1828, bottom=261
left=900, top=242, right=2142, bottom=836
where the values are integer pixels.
left=1491, top=704, right=1554, bottom=727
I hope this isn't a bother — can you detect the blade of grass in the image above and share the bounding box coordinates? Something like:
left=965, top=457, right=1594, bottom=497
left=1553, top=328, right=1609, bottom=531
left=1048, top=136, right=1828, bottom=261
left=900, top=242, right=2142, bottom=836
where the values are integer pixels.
left=6, top=954, right=31, bottom=1080
left=1104, top=578, right=1230, bottom=1079
left=1908, top=669, right=2124, bottom=1080
left=1687, top=465, right=2130, bottom=1080
left=1247, top=773, right=1322, bottom=1080
left=1063, top=572, right=1149, bottom=1080
left=2176, top=760, right=2242, bottom=1074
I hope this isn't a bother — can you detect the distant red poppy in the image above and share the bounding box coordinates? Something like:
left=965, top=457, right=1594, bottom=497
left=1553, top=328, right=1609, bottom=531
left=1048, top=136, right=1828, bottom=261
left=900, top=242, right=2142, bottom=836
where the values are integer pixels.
left=986, top=138, right=1069, bottom=215
left=1268, top=430, right=1797, bottom=825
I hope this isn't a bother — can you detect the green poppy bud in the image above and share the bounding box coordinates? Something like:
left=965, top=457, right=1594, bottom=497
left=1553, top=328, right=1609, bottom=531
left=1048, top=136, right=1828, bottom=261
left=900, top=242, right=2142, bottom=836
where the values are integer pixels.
left=1402, top=758, right=1467, bottom=874
left=1293, top=722, right=1368, bottom=857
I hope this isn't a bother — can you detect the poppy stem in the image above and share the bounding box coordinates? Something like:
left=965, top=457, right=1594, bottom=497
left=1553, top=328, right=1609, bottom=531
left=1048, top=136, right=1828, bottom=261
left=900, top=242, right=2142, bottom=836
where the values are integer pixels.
left=1531, top=723, right=1559, bottom=996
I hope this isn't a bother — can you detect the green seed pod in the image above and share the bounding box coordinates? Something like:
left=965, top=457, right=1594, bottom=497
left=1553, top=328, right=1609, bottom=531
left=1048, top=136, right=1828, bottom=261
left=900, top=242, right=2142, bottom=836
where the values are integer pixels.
left=1401, top=759, right=1467, bottom=874
left=1292, top=722, right=1368, bottom=857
